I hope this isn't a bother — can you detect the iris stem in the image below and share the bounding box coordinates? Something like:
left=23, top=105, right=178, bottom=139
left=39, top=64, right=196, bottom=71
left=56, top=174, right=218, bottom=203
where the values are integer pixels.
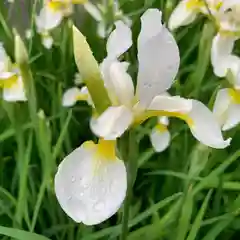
left=121, top=130, right=138, bottom=240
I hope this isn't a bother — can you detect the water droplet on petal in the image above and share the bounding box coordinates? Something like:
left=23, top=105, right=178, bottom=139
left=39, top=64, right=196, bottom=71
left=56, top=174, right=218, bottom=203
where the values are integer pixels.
left=71, top=176, right=75, bottom=182
left=94, top=201, right=105, bottom=211
left=67, top=196, right=72, bottom=201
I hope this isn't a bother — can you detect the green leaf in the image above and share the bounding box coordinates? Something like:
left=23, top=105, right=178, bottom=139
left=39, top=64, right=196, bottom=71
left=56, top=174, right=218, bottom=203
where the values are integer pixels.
left=0, top=226, right=50, bottom=240
left=72, top=25, right=111, bottom=114
left=186, top=190, right=213, bottom=240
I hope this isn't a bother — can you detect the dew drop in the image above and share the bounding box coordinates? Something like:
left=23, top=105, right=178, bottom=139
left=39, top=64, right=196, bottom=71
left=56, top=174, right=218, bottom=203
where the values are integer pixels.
left=94, top=201, right=105, bottom=211
left=71, top=176, right=76, bottom=183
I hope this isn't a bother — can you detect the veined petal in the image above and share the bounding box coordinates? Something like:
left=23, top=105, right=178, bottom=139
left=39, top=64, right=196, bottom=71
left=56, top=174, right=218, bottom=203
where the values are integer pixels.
left=90, top=106, right=133, bottom=140
left=188, top=100, right=231, bottom=149
left=222, top=104, right=240, bottom=131
left=137, top=9, right=180, bottom=107
left=3, top=76, right=27, bottom=102
left=148, top=95, right=192, bottom=113
left=106, top=21, right=132, bottom=59
left=211, top=33, right=235, bottom=77
left=55, top=140, right=127, bottom=225
left=213, top=88, right=232, bottom=126
left=101, top=60, right=134, bottom=106
left=36, top=7, right=63, bottom=32
left=168, top=0, right=198, bottom=30
left=150, top=125, right=170, bottom=152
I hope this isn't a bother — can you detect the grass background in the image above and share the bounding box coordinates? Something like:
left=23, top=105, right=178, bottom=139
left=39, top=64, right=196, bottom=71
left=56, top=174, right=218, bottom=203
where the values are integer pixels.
left=0, top=0, right=240, bottom=239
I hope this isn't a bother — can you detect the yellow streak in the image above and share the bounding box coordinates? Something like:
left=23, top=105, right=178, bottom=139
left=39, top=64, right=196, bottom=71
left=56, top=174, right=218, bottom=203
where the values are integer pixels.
left=186, top=0, right=204, bottom=10
left=228, top=88, right=240, bottom=104
left=96, top=139, right=116, bottom=160
left=0, top=74, right=18, bottom=89
left=156, top=124, right=168, bottom=133
left=75, top=93, right=88, bottom=101
left=134, top=110, right=194, bottom=127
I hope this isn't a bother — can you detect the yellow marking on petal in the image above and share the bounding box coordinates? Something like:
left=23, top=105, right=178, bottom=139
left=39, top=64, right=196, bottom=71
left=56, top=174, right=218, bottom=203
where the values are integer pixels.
left=228, top=88, right=240, bottom=104
left=96, top=139, right=116, bottom=160
left=0, top=74, right=18, bottom=89
left=186, top=0, right=204, bottom=10
left=156, top=124, right=168, bottom=133
left=75, top=93, right=88, bottom=101
left=134, top=110, right=194, bottom=127
left=82, top=140, right=95, bottom=149
left=47, top=1, right=68, bottom=11
left=215, top=1, right=223, bottom=10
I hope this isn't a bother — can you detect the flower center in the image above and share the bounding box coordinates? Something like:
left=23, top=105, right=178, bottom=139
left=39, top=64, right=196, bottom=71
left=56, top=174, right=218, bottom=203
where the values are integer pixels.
left=0, top=74, right=18, bottom=89
left=47, top=1, right=69, bottom=12
left=96, top=139, right=116, bottom=160
left=156, top=124, right=168, bottom=133
left=228, top=88, right=240, bottom=104
left=186, top=0, right=204, bottom=10
left=134, top=110, right=194, bottom=127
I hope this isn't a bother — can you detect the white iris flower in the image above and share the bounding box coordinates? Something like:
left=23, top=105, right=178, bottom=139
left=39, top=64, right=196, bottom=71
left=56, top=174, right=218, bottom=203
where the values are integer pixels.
left=36, top=0, right=86, bottom=48
left=213, top=56, right=240, bottom=131
left=55, top=8, right=230, bottom=226
left=0, top=43, right=27, bottom=102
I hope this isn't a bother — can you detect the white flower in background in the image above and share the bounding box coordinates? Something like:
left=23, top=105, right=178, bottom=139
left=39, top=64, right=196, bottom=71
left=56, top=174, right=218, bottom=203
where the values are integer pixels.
left=211, top=1, right=240, bottom=77
left=74, top=72, right=83, bottom=85
left=84, top=0, right=131, bottom=38
left=36, top=0, right=86, bottom=48
left=62, top=86, right=93, bottom=107
left=91, top=9, right=230, bottom=149
left=25, top=29, right=33, bottom=39
left=213, top=56, right=240, bottom=131
left=55, top=139, right=127, bottom=225
left=168, top=0, right=223, bottom=30
left=0, top=44, right=27, bottom=102
left=150, top=116, right=171, bottom=152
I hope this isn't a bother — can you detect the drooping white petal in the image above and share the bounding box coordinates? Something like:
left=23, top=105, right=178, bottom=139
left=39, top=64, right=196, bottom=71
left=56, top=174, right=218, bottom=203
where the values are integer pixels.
left=188, top=100, right=231, bottom=149
left=84, top=2, right=103, bottom=22
left=101, top=60, right=134, bottom=106
left=213, top=88, right=232, bottom=126
left=42, top=34, right=53, bottom=49
left=3, top=76, right=27, bottom=102
left=62, top=87, right=82, bottom=107
left=211, top=33, right=235, bottom=77
left=168, top=0, right=198, bottom=30
left=222, top=104, right=240, bottom=131
left=137, top=9, right=180, bottom=107
left=150, top=126, right=170, bottom=152
left=148, top=95, right=192, bottom=113
left=36, top=7, right=63, bottom=32
left=106, top=21, right=132, bottom=59
left=55, top=141, right=127, bottom=225
left=90, top=105, right=133, bottom=140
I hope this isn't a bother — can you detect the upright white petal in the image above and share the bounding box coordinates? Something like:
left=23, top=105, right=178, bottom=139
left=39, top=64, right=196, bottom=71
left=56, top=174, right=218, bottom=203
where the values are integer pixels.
left=222, top=104, right=240, bottom=131
left=106, top=21, right=132, bottom=59
left=137, top=9, right=180, bottom=107
left=188, top=100, right=231, bottom=149
left=168, top=0, right=198, bottom=30
left=36, top=7, right=63, bottom=32
left=226, top=56, right=240, bottom=88
left=148, top=95, right=192, bottom=113
left=150, top=126, right=170, bottom=152
left=213, top=88, right=232, bottom=126
left=211, top=33, right=235, bottom=77
left=90, top=106, right=133, bottom=140
left=55, top=140, right=127, bottom=225
left=101, top=60, right=134, bottom=106
left=84, top=2, right=102, bottom=21
left=62, top=87, right=82, bottom=107
left=97, top=22, right=107, bottom=38
left=3, top=76, right=27, bottom=102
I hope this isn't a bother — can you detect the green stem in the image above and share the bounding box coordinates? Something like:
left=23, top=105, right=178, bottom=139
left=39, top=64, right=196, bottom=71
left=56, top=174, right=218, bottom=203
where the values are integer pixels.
left=121, top=131, right=138, bottom=240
